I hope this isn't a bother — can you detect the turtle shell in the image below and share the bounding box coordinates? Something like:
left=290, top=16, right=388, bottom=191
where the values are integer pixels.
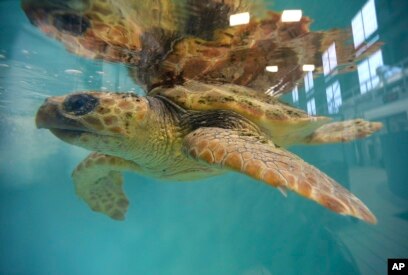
left=150, top=81, right=330, bottom=147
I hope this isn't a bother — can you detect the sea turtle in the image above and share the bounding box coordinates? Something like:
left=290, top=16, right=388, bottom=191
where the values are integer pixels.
left=26, top=0, right=382, bottom=223
left=36, top=81, right=381, bottom=223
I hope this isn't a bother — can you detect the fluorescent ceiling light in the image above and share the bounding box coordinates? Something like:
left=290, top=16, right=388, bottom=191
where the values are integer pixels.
left=302, top=64, right=315, bottom=71
left=281, top=10, right=302, bottom=22
left=229, top=12, right=250, bottom=26
left=266, top=66, right=278, bottom=72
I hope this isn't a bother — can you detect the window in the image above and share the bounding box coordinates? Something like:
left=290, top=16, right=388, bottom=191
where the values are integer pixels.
left=352, top=0, right=378, bottom=48
left=307, top=98, right=316, bottom=115
left=326, top=81, right=342, bottom=114
left=362, top=0, right=378, bottom=40
left=352, top=12, right=365, bottom=49
left=322, top=43, right=338, bottom=75
left=292, top=86, right=299, bottom=103
left=304, top=71, right=314, bottom=93
left=358, top=50, right=383, bottom=93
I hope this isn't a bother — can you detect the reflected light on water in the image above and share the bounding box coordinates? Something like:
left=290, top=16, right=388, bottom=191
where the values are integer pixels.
left=229, top=12, right=250, bottom=26
left=265, top=66, right=278, bottom=72
left=302, top=64, right=316, bottom=72
left=281, top=10, right=302, bottom=22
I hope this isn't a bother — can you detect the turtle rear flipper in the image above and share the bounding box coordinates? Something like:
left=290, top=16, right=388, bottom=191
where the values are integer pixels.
left=182, top=127, right=377, bottom=224
left=72, top=152, right=142, bottom=220
left=305, top=119, right=383, bottom=144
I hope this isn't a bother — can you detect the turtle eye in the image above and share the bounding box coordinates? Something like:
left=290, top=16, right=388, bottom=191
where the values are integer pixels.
left=63, top=94, right=98, bottom=115
left=53, top=13, right=90, bottom=35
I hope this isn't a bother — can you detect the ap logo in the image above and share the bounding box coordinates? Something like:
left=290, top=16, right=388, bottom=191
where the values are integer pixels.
left=388, top=259, right=407, bottom=274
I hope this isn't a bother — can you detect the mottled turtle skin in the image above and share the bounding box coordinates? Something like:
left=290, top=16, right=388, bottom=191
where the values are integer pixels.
left=27, top=0, right=382, bottom=223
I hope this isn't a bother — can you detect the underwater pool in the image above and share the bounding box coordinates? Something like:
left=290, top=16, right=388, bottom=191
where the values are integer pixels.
left=0, top=0, right=407, bottom=274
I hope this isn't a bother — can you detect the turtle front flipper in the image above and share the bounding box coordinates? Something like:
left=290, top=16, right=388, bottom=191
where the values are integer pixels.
left=72, top=153, right=142, bottom=220
left=182, top=127, right=376, bottom=224
left=306, top=119, right=383, bottom=144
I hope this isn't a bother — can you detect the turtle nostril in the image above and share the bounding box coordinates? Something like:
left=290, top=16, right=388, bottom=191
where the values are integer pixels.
left=53, top=13, right=90, bottom=35
left=63, top=94, right=99, bottom=115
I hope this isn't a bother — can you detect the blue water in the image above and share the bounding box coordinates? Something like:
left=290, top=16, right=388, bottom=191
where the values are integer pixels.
left=1, top=0, right=407, bottom=274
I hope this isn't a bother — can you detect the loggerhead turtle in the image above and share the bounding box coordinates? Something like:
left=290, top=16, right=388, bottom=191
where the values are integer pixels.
left=36, top=81, right=381, bottom=223
left=26, top=0, right=382, bottom=223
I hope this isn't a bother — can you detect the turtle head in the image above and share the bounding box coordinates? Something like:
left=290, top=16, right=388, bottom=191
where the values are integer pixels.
left=22, top=0, right=91, bottom=36
left=36, top=92, right=151, bottom=155
left=21, top=0, right=140, bottom=63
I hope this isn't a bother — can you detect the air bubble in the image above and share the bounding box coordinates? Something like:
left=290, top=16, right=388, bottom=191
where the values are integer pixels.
left=64, top=69, right=83, bottom=75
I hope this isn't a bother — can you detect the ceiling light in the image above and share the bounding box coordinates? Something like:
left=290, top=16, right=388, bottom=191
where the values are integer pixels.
left=229, top=12, right=250, bottom=26
left=281, top=10, right=302, bottom=22
left=266, top=66, right=278, bottom=72
left=302, top=64, right=315, bottom=71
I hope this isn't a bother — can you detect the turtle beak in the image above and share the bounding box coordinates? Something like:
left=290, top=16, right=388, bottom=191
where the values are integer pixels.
left=36, top=96, right=84, bottom=131
left=36, top=97, right=59, bottom=129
